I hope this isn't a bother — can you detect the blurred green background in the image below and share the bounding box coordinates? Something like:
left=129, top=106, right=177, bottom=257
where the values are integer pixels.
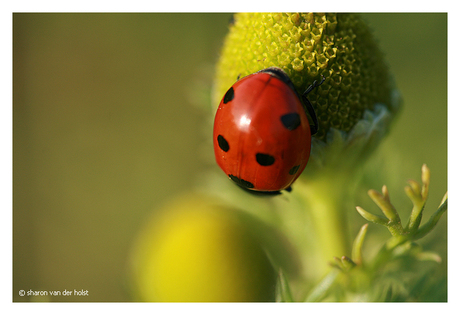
left=13, top=13, right=447, bottom=302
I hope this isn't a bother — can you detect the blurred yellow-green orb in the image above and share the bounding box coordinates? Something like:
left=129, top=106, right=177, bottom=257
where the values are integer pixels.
left=129, top=195, right=278, bottom=302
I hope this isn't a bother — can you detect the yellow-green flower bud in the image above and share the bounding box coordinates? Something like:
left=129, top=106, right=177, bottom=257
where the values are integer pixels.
left=213, top=13, right=401, bottom=175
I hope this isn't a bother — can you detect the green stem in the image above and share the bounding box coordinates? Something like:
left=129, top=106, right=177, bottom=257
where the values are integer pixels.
left=295, top=172, right=352, bottom=276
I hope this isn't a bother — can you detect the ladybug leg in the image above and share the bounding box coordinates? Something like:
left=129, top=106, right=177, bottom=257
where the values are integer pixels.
left=303, top=98, right=319, bottom=135
left=302, top=76, right=325, bottom=135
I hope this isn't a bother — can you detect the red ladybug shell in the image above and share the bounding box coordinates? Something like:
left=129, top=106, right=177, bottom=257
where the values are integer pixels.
left=213, top=68, right=312, bottom=192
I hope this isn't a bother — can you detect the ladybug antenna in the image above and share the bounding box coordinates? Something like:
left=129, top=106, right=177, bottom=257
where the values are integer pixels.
left=304, top=75, right=326, bottom=96
left=302, top=75, right=325, bottom=136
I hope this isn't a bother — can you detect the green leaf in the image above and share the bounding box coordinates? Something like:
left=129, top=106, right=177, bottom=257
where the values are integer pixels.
left=368, top=187, right=401, bottom=225
left=355, top=206, right=388, bottom=225
left=414, top=194, right=447, bottom=240
left=352, top=224, right=368, bottom=266
left=341, top=256, right=356, bottom=270
left=276, top=269, right=294, bottom=302
left=305, top=268, right=340, bottom=302
left=415, top=251, right=442, bottom=263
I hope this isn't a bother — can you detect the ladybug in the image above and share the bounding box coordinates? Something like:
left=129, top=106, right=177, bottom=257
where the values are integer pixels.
left=213, top=67, right=324, bottom=193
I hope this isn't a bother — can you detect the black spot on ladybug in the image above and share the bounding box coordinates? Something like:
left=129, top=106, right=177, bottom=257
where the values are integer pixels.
left=280, top=113, right=301, bottom=130
left=256, top=153, right=275, bottom=166
left=223, top=87, right=235, bottom=104
left=217, top=135, right=230, bottom=152
left=289, top=165, right=301, bottom=175
left=229, top=175, right=254, bottom=189
left=228, top=174, right=291, bottom=196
